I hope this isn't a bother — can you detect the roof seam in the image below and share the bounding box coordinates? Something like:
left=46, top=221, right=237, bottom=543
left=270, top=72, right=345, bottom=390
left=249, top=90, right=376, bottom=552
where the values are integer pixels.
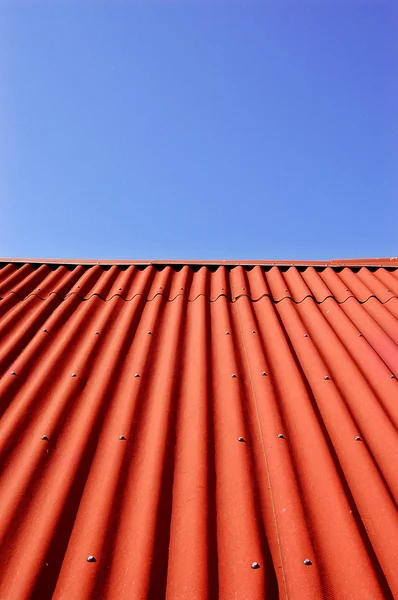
left=1, top=291, right=397, bottom=305
left=234, top=300, right=289, bottom=600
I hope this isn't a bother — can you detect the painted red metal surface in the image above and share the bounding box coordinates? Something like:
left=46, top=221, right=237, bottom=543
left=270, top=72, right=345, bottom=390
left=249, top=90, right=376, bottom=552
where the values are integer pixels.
left=0, top=261, right=397, bottom=599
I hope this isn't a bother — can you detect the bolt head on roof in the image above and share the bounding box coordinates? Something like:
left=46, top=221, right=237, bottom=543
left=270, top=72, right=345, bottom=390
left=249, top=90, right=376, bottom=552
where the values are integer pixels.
left=134, top=373, right=140, bottom=377
left=87, top=556, right=96, bottom=563
left=251, top=562, right=260, bottom=569
left=303, top=558, right=312, bottom=565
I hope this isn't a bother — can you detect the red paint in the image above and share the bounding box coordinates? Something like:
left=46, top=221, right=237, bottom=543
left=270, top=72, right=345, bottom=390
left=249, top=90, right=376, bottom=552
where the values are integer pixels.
left=0, top=261, right=397, bottom=599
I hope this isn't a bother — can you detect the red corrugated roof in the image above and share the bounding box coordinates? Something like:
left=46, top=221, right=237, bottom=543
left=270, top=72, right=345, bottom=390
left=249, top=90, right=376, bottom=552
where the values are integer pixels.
left=0, top=260, right=397, bottom=600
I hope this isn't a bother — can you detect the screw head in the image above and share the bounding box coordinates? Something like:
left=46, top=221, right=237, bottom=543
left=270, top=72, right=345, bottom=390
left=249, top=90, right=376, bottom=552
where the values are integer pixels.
left=118, top=287, right=122, bottom=291
left=159, top=286, right=163, bottom=290
left=324, top=376, right=330, bottom=380
left=354, top=436, right=362, bottom=441
left=43, top=328, right=48, bottom=333
left=87, top=555, right=96, bottom=563
left=119, top=435, right=126, bottom=440
left=303, top=558, right=312, bottom=566
left=252, top=330, right=256, bottom=334
left=303, top=334, right=308, bottom=337
left=358, top=333, right=362, bottom=337
left=277, top=434, right=285, bottom=439
left=37, top=288, right=41, bottom=291
left=71, top=373, right=77, bottom=377
left=387, top=289, right=391, bottom=292
left=231, top=374, right=237, bottom=378
left=237, top=437, right=245, bottom=442
left=95, top=331, right=100, bottom=335
left=251, top=562, right=260, bottom=569
left=10, top=371, right=17, bottom=376
left=147, top=331, right=152, bottom=335
left=226, top=331, right=230, bottom=335
left=221, top=287, right=224, bottom=290
left=261, top=371, right=267, bottom=376
left=41, top=435, right=49, bottom=441
left=180, top=287, right=184, bottom=290
left=390, top=374, right=396, bottom=379
left=134, top=373, right=140, bottom=378
left=242, top=287, right=246, bottom=291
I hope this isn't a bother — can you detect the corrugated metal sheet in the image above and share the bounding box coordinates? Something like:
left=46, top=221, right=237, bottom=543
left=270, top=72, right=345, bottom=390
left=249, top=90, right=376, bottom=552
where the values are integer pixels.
left=0, top=261, right=397, bottom=600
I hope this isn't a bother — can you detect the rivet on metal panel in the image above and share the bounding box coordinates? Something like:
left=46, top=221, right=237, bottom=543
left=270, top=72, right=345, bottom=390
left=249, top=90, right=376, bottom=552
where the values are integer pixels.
left=251, top=562, right=260, bottom=569
left=134, top=373, right=140, bottom=378
left=345, top=289, right=349, bottom=292
left=119, top=435, right=126, bottom=440
left=231, top=373, right=237, bottom=378
left=303, top=559, right=312, bottom=566
left=324, top=376, right=330, bottom=380
left=303, top=334, right=308, bottom=337
left=252, top=330, right=256, bottom=334
left=41, top=435, right=49, bottom=441
left=390, top=374, right=396, bottom=379
left=242, top=287, right=246, bottom=291
left=87, top=556, right=96, bottom=563
left=43, top=328, right=48, bottom=333
left=37, top=288, right=41, bottom=291
left=261, top=371, right=267, bottom=376
left=71, top=373, right=77, bottom=377
left=358, top=333, right=362, bottom=337
left=277, top=434, right=285, bottom=439
left=354, top=436, right=362, bottom=441
left=237, top=437, right=245, bottom=442
left=95, top=331, right=100, bottom=335
left=147, top=331, right=152, bottom=335
left=10, top=371, right=17, bottom=376
left=118, top=287, right=122, bottom=291
left=180, top=287, right=184, bottom=290
left=226, top=331, right=230, bottom=335
left=221, top=287, right=224, bottom=290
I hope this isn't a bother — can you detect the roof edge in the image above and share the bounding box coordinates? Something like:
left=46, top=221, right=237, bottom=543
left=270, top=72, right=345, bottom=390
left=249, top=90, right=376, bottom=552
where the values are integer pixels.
left=1, top=257, right=398, bottom=268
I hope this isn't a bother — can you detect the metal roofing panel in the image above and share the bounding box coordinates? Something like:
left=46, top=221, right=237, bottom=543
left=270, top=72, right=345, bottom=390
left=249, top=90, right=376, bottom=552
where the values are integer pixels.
left=0, top=261, right=397, bottom=600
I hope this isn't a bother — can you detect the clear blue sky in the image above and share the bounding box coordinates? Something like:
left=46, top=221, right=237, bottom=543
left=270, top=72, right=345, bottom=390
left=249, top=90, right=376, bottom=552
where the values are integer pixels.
left=1, top=1, right=397, bottom=261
